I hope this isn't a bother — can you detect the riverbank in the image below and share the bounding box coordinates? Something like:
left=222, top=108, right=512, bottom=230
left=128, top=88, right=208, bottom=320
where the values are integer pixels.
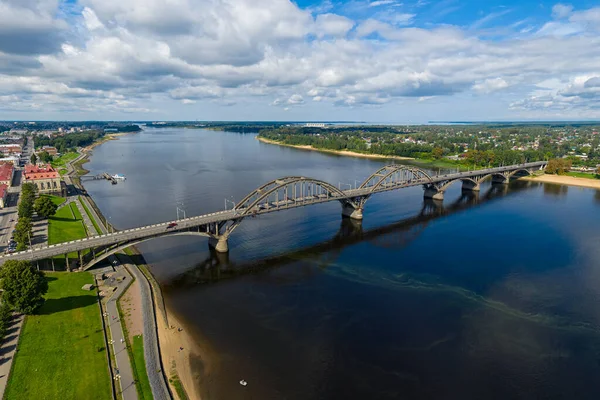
left=256, top=136, right=464, bottom=169
left=522, top=174, right=600, bottom=189
left=256, top=136, right=415, bottom=161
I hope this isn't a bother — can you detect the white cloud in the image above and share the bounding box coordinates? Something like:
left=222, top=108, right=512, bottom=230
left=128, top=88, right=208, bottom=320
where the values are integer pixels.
left=552, top=4, right=573, bottom=19
left=1, top=1, right=600, bottom=119
left=473, top=78, right=509, bottom=93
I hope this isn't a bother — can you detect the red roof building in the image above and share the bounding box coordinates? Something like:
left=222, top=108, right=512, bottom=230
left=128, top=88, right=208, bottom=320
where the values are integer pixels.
left=24, top=164, right=62, bottom=194
left=24, top=164, right=60, bottom=180
left=0, top=162, right=14, bottom=187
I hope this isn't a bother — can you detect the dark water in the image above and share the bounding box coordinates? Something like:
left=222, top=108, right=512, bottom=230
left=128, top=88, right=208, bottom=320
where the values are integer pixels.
left=84, top=128, right=600, bottom=399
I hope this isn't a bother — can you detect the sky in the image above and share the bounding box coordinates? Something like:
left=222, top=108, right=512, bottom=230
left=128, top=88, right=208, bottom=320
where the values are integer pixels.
left=0, top=0, right=599, bottom=122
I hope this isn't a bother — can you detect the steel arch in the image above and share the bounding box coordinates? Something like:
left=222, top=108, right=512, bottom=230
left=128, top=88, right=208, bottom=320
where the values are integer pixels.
left=359, top=165, right=433, bottom=193
left=235, top=176, right=357, bottom=216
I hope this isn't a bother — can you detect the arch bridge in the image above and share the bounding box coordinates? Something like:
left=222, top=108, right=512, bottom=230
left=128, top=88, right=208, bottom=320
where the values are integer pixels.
left=0, top=162, right=546, bottom=269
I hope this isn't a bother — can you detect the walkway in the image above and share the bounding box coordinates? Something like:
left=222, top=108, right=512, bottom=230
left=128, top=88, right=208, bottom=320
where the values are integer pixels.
left=0, top=314, right=24, bottom=398
left=103, top=267, right=138, bottom=400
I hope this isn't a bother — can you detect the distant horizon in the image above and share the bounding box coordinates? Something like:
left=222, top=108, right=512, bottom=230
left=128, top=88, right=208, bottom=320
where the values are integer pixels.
left=2, top=119, right=600, bottom=126
left=1, top=1, right=599, bottom=121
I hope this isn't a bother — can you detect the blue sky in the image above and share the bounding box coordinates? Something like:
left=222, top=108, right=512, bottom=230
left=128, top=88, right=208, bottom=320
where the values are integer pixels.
left=0, top=0, right=599, bottom=122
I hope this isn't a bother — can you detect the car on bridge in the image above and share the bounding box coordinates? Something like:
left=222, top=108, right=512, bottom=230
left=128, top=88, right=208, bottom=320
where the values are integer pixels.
left=166, top=222, right=178, bottom=230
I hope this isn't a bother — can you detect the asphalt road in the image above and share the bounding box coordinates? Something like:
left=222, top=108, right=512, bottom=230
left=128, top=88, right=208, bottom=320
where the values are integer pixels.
left=104, top=267, right=139, bottom=400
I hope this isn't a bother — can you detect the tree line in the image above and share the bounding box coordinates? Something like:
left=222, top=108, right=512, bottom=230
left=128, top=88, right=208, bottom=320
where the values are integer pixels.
left=15, top=184, right=58, bottom=251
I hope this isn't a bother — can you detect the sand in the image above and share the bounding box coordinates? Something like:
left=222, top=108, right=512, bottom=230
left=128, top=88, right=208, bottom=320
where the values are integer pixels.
left=119, top=279, right=144, bottom=340
left=156, top=307, right=216, bottom=400
left=523, top=174, right=600, bottom=190
left=256, top=136, right=415, bottom=160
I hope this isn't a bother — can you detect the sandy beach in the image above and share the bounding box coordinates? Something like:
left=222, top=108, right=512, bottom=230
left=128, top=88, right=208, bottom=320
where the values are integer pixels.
left=156, top=305, right=217, bottom=400
left=523, top=174, right=600, bottom=190
left=256, top=136, right=415, bottom=161
left=120, top=269, right=209, bottom=400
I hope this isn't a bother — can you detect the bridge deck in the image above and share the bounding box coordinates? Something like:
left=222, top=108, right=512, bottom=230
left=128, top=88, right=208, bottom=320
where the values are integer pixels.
left=0, top=162, right=545, bottom=263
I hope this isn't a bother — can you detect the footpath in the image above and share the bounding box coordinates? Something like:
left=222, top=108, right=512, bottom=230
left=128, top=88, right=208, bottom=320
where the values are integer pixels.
left=101, top=267, right=138, bottom=400
left=0, top=314, right=24, bottom=398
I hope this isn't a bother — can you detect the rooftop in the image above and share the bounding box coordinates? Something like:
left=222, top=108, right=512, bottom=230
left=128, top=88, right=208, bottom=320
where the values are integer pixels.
left=24, top=164, right=59, bottom=180
left=0, top=162, right=13, bottom=182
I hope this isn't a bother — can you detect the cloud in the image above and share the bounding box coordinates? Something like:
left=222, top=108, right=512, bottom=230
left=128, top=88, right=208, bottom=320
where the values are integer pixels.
left=1, top=1, right=600, bottom=119
left=552, top=4, right=573, bottom=19
left=0, top=0, right=67, bottom=55
left=473, top=78, right=509, bottom=93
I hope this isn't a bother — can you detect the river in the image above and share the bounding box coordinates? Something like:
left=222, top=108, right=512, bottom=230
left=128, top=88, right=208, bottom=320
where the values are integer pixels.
left=83, top=128, right=600, bottom=399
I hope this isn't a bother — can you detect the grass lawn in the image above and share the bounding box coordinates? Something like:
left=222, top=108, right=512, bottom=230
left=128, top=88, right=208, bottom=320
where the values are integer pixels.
left=48, top=202, right=89, bottom=268
left=565, top=171, right=600, bottom=179
left=51, top=151, right=79, bottom=169
left=131, top=335, right=153, bottom=400
left=4, top=272, right=111, bottom=400
left=48, top=202, right=88, bottom=244
left=41, top=194, right=66, bottom=207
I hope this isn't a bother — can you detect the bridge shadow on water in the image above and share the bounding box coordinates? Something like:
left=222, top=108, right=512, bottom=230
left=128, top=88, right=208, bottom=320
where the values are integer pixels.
left=164, top=181, right=534, bottom=291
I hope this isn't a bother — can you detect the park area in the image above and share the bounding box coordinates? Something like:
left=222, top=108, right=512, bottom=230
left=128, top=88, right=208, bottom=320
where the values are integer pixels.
left=4, top=272, right=111, bottom=400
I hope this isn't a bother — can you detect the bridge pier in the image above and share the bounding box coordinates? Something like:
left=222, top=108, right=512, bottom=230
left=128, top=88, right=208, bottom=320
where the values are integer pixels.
left=341, top=203, right=363, bottom=220
left=461, top=180, right=481, bottom=191
left=208, top=236, right=229, bottom=253
left=424, top=187, right=444, bottom=200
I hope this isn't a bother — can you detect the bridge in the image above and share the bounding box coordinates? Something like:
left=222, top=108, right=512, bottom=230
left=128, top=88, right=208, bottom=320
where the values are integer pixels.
left=0, top=162, right=545, bottom=269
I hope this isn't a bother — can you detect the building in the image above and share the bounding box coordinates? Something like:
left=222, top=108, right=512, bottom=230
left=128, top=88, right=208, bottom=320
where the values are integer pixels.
left=304, top=123, right=326, bottom=128
left=0, top=184, right=7, bottom=208
left=0, top=144, right=22, bottom=155
left=24, top=164, right=63, bottom=195
left=0, top=162, right=14, bottom=187
left=0, top=156, right=19, bottom=166
left=40, top=146, right=58, bottom=156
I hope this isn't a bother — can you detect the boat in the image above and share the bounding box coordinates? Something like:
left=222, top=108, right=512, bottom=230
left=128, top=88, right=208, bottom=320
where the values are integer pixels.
left=112, top=174, right=126, bottom=180
left=239, top=380, right=247, bottom=386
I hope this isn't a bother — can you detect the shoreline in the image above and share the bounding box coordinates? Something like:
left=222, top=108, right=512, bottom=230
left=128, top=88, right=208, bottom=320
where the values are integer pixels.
left=256, top=136, right=415, bottom=161
left=522, top=174, right=600, bottom=190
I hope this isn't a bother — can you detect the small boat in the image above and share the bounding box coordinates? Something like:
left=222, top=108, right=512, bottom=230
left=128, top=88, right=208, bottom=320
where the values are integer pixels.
left=239, top=380, right=247, bottom=386
left=112, top=174, right=126, bottom=180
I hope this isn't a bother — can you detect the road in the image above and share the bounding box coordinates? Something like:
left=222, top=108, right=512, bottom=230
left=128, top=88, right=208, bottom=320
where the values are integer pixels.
left=103, top=267, right=139, bottom=400
left=0, top=314, right=24, bottom=399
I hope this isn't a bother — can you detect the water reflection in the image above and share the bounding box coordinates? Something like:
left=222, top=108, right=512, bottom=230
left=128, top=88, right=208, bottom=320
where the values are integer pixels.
left=165, top=184, right=520, bottom=290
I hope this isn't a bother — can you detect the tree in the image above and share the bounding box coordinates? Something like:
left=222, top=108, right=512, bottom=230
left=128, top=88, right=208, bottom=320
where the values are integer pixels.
left=18, top=199, right=33, bottom=219
left=34, top=196, right=58, bottom=219
left=0, top=260, right=48, bottom=314
left=38, top=151, right=53, bottom=163
left=13, top=217, right=33, bottom=247
left=431, top=147, right=444, bottom=159
left=30, top=153, right=38, bottom=165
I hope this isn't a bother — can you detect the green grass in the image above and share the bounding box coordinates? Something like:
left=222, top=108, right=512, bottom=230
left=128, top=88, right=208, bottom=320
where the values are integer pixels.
left=42, top=194, right=66, bottom=207
left=51, top=151, right=79, bottom=169
left=131, top=335, right=153, bottom=400
left=169, top=374, right=189, bottom=400
left=79, top=196, right=102, bottom=235
left=565, top=171, right=600, bottom=179
left=48, top=203, right=88, bottom=244
left=4, top=272, right=111, bottom=400
left=48, top=201, right=89, bottom=268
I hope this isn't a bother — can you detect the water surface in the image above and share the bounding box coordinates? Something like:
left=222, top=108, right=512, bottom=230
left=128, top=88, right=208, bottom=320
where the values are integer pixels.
left=84, top=128, right=600, bottom=399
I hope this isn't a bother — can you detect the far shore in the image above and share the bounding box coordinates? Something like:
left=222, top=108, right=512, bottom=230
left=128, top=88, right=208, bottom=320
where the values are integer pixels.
left=256, top=136, right=415, bottom=161
left=522, top=174, right=600, bottom=190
